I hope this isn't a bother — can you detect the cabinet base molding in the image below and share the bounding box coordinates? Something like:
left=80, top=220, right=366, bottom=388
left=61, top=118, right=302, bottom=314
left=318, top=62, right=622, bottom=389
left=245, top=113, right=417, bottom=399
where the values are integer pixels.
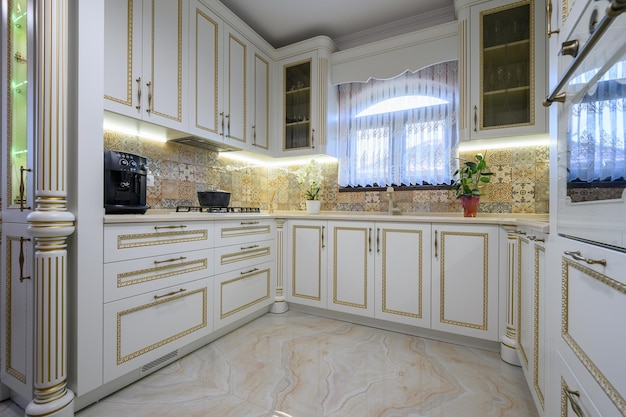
left=269, top=300, right=289, bottom=314
left=500, top=341, right=521, bottom=366
left=289, top=304, right=500, bottom=353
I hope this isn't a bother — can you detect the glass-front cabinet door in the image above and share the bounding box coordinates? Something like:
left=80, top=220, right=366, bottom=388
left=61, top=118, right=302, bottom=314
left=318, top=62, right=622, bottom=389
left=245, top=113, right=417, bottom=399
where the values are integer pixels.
left=283, top=59, right=313, bottom=151
left=3, top=0, right=34, bottom=220
left=463, top=0, right=547, bottom=140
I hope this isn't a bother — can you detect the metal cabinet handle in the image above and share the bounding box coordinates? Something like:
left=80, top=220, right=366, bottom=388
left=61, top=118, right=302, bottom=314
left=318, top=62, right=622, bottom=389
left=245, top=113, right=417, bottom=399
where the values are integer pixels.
left=434, top=230, right=438, bottom=258
left=528, top=235, right=536, bottom=240
left=517, top=230, right=527, bottom=235
left=154, top=256, right=186, bottom=265
left=534, top=238, right=545, bottom=243
left=154, top=225, right=187, bottom=231
left=226, top=114, right=230, bottom=137
left=219, top=112, right=225, bottom=136
left=252, top=124, right=256, bottom=144
left=240, top=244, right=259, bottom=250
left=240, top=267, right=259, bottom=275
left=154, top=288, right=186, bottom=300
left=565, top=388, right=586, bottom=417
left=146, top=81, right=152, bottom=113
left=547, top=0, right=560, bottom=38
left=241, top=221, right=260, bottom=225
left=135, top=77, right=142, bottom=110
left=19, top=166, right=32, bottom=211
left=564, top=250, right=607, bottom=266
left=321, top=225, right=325, bottom=248
left=368, top=228, right=372, bottom=253
left=376, top=228, right=380, bottom=253
left=311, top=128, right=315, bottom=149
left=473, top=105, right=478, bottom=132
left=19, top=237, right=31, bottom=282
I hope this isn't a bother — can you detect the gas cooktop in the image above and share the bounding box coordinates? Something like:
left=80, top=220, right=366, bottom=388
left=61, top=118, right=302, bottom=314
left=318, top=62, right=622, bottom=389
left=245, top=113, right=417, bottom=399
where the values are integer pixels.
left=175, top=206, right=260, bottom=213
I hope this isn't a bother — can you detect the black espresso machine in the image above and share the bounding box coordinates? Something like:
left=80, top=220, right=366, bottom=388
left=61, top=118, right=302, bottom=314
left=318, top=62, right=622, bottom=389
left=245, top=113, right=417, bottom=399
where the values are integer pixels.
left=104, top=150, right=150, bottom=214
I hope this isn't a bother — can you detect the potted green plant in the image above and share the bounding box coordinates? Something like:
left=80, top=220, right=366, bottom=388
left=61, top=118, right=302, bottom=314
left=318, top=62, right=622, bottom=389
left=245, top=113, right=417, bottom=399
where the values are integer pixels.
left=452, top=153, right=493, bottom=217
left=295, top=159, right=324, bottom=214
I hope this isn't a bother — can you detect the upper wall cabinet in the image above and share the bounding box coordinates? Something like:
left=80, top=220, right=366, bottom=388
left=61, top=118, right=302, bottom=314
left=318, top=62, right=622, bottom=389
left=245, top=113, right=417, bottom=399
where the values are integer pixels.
left=277, top=38, right=338, bottom=157
left=456, top=0, right=547, bottom=140
left=250, top=47, right=271, bottom=153
left=104, top=0, right=188, bottom=132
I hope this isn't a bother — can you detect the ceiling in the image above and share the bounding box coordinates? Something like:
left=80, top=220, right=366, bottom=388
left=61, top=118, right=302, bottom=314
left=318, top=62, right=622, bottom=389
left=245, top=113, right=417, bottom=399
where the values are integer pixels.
left=218, top=0, right=455, bottom=50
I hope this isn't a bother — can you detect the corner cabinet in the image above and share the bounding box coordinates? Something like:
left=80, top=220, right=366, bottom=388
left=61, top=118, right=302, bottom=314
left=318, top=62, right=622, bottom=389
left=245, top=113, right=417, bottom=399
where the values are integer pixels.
left=431, top=224, right=500, bottom=341
left=456, top=0, right=547, bottom=140
left=103, top=0, right=188, bottom=131
left=278, top=37, right=338, bottom=156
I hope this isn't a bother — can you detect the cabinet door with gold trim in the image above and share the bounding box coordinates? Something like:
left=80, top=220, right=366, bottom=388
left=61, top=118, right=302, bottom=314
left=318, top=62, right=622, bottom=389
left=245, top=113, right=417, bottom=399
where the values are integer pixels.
left=431, top=224, right=499, bottom=340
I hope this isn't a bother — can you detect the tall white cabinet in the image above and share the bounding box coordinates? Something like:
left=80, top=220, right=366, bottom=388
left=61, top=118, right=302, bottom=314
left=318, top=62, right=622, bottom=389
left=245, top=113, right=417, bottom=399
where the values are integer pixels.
left=104, top=0, right=188, bottom=131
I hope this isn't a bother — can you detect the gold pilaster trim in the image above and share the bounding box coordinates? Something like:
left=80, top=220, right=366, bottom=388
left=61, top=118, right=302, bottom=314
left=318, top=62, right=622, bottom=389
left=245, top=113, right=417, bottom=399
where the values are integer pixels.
left=561, top=257, right=626, bottom=415
left=439, top=231, right=488, bottom=330
left=117, top=288, right=207, bottom=364
left=381, top=229, right=423, bottom=319
left=533, top=244, right=545, bottom=409
left=517, top=236, right=529, bottom=367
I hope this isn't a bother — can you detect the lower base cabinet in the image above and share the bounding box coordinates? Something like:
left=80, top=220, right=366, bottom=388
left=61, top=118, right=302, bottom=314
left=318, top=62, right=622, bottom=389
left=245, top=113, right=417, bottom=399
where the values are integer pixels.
left=103, top=277, right=213, bottom=383
left=214, top=261, right=275, bottom=331
left=431, top=224, right=499, bottom=341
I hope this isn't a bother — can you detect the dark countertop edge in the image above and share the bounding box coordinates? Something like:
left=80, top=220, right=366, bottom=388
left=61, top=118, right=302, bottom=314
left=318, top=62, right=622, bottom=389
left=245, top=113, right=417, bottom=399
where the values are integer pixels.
left=103, top=210, right=549, bottom=232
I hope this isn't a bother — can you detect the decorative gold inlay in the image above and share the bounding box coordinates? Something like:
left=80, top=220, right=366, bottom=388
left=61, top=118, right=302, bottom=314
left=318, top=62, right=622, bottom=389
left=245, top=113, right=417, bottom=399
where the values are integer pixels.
left=561, top=257, right=626, bottom=416
left=254, top=52, right=270, bottom=149
left=220, top=246, right=271, bottom=266
left=333, top=226, right=368, bottom=309
left=116, top=287, right=207, bottom=364
left=194, top=7, right=219, bottom=133
left=533, top=244, right=545, bottom=409
left=117, top=258, right=208, bottom=288
left=104, top=0, right=134, bottom=106
left=4, top=235, right=28, bottom=384
left=291, top=225, right=323, bottom=301
left=117, top=228, right=208, bottom=249
left=220, top=268, right=271, bottom=319
left=439, top=231, right=489, bottom=330
left=517, top=236, right=529, bottom=367
left=381, top=229, right=423, bottom=319
left=227, top=33, right=247, bottom=143
left=220, top=224, right=270, bottom=240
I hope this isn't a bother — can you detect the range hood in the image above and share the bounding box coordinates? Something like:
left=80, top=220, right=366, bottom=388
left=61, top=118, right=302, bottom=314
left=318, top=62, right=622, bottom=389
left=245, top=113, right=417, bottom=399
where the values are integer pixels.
left=103, top=111, right=239, bottom=153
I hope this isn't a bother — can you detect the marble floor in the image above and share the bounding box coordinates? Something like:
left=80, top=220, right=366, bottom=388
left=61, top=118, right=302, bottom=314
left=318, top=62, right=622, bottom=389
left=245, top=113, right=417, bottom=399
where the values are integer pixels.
left=1, top=311, right=538, bottom=417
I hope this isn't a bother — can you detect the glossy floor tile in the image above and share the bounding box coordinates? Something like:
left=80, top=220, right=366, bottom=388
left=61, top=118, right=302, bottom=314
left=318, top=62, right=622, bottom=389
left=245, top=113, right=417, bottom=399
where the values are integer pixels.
left=2, top=311, right=538, bottom=417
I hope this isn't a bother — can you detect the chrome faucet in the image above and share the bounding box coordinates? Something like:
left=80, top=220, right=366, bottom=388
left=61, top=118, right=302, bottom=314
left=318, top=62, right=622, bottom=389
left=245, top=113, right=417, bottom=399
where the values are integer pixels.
left=386, top=187, right=401, bottom=215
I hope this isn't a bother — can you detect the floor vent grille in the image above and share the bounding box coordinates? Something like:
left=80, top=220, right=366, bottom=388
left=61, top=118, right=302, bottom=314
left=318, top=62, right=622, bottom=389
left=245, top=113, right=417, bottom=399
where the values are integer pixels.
left=140, top=350, right=179, bottom=374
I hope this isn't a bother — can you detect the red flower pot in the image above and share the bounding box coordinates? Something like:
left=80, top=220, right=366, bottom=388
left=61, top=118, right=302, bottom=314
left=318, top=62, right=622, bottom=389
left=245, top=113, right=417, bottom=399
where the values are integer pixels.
left=460, top=196, right=480, bottom=217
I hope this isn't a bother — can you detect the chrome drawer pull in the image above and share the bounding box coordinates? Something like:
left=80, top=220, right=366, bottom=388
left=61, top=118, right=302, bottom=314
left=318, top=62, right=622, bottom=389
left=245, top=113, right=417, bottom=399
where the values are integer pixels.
left=564, top=250, right=607, bottom=266
left=154, top=225, right=187, bottom=231
left=240, top=244, right=259, bottom=250
left=240, top=221, right=260, bottom=225
left=153, top=288, right=186, bottom=300
left=240, top=268, right=259, bottom=275
left=565, top=388, right=585, bottom=417
left=154, top=256, right=186, bottom=265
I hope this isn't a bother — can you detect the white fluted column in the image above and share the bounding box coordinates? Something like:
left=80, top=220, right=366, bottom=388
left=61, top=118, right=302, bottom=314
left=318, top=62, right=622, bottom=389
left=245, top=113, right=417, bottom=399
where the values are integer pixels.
left=25, top=0, right=75, bottom=416
left=500, top=227, right=520, bottom=365
left=270, top=218, right=289, bottom=313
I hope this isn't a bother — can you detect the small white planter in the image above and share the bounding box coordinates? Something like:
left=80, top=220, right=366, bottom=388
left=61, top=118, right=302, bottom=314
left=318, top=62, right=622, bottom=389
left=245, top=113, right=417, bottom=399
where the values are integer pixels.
left=306, top=200, right=321, bottom=214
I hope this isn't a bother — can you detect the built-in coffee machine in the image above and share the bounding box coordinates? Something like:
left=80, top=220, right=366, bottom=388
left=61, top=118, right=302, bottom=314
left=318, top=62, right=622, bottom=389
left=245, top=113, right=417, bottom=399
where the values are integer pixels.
left=104, top=150, right=149, bottom=214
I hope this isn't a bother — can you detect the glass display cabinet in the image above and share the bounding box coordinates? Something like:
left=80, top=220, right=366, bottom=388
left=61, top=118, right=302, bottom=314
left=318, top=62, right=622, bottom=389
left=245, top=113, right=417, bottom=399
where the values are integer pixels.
left=283, top=60, right=312, bottom=150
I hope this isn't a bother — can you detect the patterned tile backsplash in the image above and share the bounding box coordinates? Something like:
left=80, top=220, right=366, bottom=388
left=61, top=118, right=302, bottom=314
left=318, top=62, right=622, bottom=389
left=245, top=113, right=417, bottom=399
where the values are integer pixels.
left=104, top=130, right=549, bottom=214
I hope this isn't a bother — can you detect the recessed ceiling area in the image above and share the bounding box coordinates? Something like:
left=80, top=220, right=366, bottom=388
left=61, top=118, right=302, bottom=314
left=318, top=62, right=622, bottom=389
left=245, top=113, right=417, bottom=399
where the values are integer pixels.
left=218, top=0, right=455, bottom=50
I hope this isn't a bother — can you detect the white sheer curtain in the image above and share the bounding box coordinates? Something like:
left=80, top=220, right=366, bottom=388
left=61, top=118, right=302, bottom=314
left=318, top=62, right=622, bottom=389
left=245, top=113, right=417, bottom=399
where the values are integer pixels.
left=568, top=61, right=626, bottom=182
left=337, top=61, right=459, bottom=187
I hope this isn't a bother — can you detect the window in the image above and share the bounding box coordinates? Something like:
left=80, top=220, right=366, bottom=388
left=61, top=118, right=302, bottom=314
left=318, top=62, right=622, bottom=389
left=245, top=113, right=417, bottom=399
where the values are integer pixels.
left=337, top=61, right=459, bottom=188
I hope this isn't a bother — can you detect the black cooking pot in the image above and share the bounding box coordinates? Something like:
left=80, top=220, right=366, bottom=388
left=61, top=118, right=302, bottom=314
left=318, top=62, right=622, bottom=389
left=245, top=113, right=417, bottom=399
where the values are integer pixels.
left=197, top=191, right=231, bottom=207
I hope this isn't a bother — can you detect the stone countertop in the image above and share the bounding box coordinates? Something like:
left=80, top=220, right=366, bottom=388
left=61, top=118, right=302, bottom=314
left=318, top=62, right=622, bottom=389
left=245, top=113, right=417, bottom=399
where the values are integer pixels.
left=104, top=210, right=550, bottom=232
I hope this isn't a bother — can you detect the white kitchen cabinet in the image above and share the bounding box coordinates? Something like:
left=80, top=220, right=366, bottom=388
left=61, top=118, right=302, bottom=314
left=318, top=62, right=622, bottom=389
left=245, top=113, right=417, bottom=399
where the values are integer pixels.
left=327, top=221, right=375, bottom=317
left=286, top=220, right=328, bottom=309
left=249, top=47, right=271, bottom=153
left=374, top=223, right=432, bottom=328
left=213, top=219, right=276, bottom=331
left=546, top=236, right=626, bottom=417
left=104, top=0, right=188, bottom=131
left=0, top=223, right=34, bottom=404
left=222, top=24, right=248, bottom=148
left=517, top=228, right=547, bottom=415
left=431, top=224, right=500, bottom=341
left=278, top=38, right=338, bottom=157
left=455, top=0, right=547, bottom=140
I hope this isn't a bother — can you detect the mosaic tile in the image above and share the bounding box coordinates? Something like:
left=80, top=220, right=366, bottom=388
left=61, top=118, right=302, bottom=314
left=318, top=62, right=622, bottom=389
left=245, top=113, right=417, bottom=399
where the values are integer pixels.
left=490, top=165, right=512, bottom=184
left=483, top=148, right=513, bottom=166
left=179, top=163, right=196, bottom=182
left=512, top=163, right=536, bottom=182
left=512, top=202, right=536, bottom=213
left=535, top=145, right=550, bottom=163
left=179, top=181, right=196, bottom=201
left=364, top=191, right=380, bottom=204
left=488, top=183, right=513, bottom=203
left=512, top=147, right=535, bottom=164
left=161, top=180, right=180, bottom=199
left=534, top=182, right=550, bottom=203
left=162, top=143, right=180, bottom=162
left=161, top=160, right=180, bottom=181
left=142, top=140, right=164, bottom=160
left=512, top=183, right=536, bottom=203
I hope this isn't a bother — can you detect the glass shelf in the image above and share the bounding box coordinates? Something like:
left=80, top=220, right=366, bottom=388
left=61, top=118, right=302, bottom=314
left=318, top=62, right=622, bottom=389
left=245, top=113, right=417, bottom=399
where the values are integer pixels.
left=283, top=60, right=312, bottom=150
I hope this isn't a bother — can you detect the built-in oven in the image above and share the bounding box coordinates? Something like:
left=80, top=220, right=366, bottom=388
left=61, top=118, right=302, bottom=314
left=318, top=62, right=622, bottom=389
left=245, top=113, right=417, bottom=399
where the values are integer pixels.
left=546, top=0, right=626, bottom=252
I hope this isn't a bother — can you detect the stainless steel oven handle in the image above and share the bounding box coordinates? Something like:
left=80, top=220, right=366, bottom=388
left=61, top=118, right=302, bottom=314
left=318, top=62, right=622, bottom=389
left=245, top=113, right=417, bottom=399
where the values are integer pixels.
left=544, top=0, right=626, bottom=106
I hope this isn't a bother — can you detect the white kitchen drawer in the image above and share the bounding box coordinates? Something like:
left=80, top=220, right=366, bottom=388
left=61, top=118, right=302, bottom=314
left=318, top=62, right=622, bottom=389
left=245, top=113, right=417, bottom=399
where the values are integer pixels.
left=104, top=221, right=214, bottom=263
left=214, top=219, right=274, bottom=247
left=557, top=351, right=622, bottom=417
left=104, top=248, right=214, bottom=302
left=103, top=277, right=213, bottom=382
left=213, top=241, right=273, bottom=275
left=214, top=261, right=274, bottom=330
left=558, top=238, right=626, bottom=416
